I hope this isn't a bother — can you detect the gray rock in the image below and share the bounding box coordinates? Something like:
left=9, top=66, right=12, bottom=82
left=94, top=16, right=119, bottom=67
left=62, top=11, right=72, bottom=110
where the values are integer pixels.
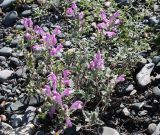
left=0, top=0, right=16, bottom=8
left=2, top=11, right=18, bottom=27
left=10, top=40, right=18, bottom=48
left=131, top=102, right=145, bottom=110
left=15, top=67, right=27, bottom=78
left=130, top=90, right=137, bottom=96
left=154, top=5, right=160, bottom=12
left=136, top=63, right=155, bottom=87
left=152, top=56, right=160, bottom=65
left=0, top=122, right=13, bottom=134
left=65, top=41, right=72, bottom=47
left=152, top=123, right=160, bottom=135
left=138, top=110, right=148, bottom=116
left=0, top=47, right=13, bottom=56
left=126, top=84, right=134, bottom=92
left=0, top=70, right=14, bottom=82
left=153, top=86, right=160, bottom=97
left=9, top=123, right=35, bottom=135
left=21, top=10, right=32, bottom=17
left=149, top=16, right=160, bottom=25
left=22, top=106, right=36, bottom=125
left=15, top=24, right=25, bottom=30
left=102, top=127, right=119, bottom=135
left=11, top=114, right=23, bottom=128
left=148, top=123, right=156, bottom=134
left=6, top=100, right=26, bottom=113
left=0, top=56, right=6, bottom=61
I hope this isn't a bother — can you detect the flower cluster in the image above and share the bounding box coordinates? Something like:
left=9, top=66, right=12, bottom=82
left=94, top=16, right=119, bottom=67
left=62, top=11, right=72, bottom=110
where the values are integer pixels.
left=21, top=18, right=63, bottom=56
left=96, top=11, right=121, bottom=38
left=88, top=51, right=105, bottom=70
left=66, top=2, right=84, bottom=31
left=43, top=71, right=83, bottom=128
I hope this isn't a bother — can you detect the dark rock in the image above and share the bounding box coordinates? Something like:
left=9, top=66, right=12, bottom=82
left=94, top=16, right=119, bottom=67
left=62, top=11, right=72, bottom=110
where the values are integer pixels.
left=2, top=11, right=18, bottom=27
left=115, top=0, right=131, bottom=5
left=9, top=57, right=21, bottom=67
left=21, top=10, right=32, bottom=17
left=0, top=47, right=13, bottom=56
left=0, top=70, right=14, bottom=82
left=19, top=94, right=30, bottom=105
left=0, top=0, right=16, bottom=8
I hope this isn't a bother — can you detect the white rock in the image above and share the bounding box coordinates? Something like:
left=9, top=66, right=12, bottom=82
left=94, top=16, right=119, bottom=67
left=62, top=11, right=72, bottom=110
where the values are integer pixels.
left=122, top=107, right=130, bottom=116
left=136, top=63, right=154, bottom=87
left=102, top=127, right=119, bottom=135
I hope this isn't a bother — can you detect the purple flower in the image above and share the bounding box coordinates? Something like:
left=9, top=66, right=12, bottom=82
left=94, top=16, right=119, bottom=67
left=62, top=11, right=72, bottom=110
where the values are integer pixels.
left=105, top=31, right=117, bottom=38
left=100, top=11, right=108, bottom=23
left=43, top=85, right=51, bottom=97
left=88, top=51, right=105, bottom=70
left=116, top=74, right=125, bottom=83
left=32, top=44, right=45, bottom=52
left=21, top=18, right=33, bottom=29
left=70, top=101, right=83, bottom=110
left=24, top=32, right=32, bottom=40
left=62, top=79, right=72, bottom=87
left=48, top=72, right=57, bottom=91
left=71, top=2, right=77, bottom=10
left=63, top=70, right=71, bottom=79
left=66, top=7, right=74, bottom=17
left=42, top=33, right=51, bottom=46
left=66, top=117, right=72, bottom=127
left=53, top=91, right=62, bottom=106
left=50, top=44, right=63, bottom=56
left=53, top=26, right=62, bottom=35
left=61, top=88, right=73, bottom=97
left=51, top=34, right=57, bottom=46
left=34, top=25, right=45, bottom=36
left=48, top=107, right=56, bottom=118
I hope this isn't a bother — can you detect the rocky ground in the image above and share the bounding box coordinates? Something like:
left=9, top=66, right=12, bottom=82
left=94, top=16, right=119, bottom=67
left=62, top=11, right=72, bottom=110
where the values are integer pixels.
left=0, top=0, right=160, bottom=135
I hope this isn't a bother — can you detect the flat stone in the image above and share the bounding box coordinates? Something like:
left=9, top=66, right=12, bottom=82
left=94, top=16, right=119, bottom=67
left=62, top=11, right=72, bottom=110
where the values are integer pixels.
left=152, top=123, right=160, bottom=135
left=0, top=0, right=16, bottom=8
left=11, top=114, right=23, bottom=128
left=148, top=123, right=156, bottom=134
left=152, top=56, right=160, bottom=65
left=21, top=10, right=32, bottom=17
left=0, top=70, right=14, bottom=82
left=22, top=106, right=36, bottom=125
left=102, top=127, right=119, bottom=135
left=136, top=63, right=154, bottom=87
left=122, top=107, right=130, bottom=116
left=0, top=47, right=13, bottom=56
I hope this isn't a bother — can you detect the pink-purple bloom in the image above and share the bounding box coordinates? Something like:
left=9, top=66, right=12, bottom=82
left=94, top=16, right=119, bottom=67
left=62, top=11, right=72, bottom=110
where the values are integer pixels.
left=66, top=7, right=75, bottom=17
left=116, top=74, right=125, bottom=83
left=70, top=101, right=83, bottom=110
left=43, top=85, right=51, bottom=97
left=50, top=44, right=63, bottom=56
left=53, top=91, right=62, bottom=106
left=48, top=72, right=57, bottom=91
left=61, top=88, right=73, bottom=97
left=66, top=117, right=72, bottom=127
left=53, top=26, right=62, bottom=35
left=24, top=32, right=32, bottom=40
left=88, top=51, right=105, bottom=70
left=34, top=25, right=45, bottom=36
left=21, top=18, right=33, bottom=29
